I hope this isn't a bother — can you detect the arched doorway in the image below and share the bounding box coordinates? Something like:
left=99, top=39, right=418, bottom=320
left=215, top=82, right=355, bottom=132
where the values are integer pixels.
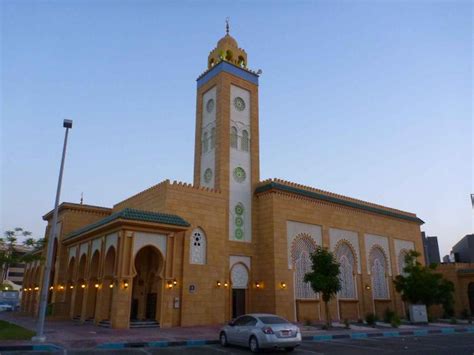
left=131, top=246, right=163, bottom=322
left=468, top=282, right=474, bottom=315
left=74, top=255, right=87, bottom=317
left=65, top=258, right=75, bottom=316
left=85, top=251, right=100, bottom=319
left=230, top=263, right=249, bottom=319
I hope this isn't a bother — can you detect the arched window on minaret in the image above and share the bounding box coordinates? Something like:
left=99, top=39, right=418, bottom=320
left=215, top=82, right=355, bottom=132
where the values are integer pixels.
left=230, top=126, right=238, bottom=149
left=210, top=127, right=216, bottom=149
left=241, top=130, right=249, bottom=152
left=203, top=131, right=209, bottom=153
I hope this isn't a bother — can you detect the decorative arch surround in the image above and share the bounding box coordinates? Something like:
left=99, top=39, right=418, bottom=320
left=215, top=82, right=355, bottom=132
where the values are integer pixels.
left=105, top=233, right=118, bottom=255
left=369, top=245, right=389, bottom=299
left=79, top=243, right=88, bottom=259
left=291, top=233, right=317, bottom=299
left=241, top=130, right=249, bottom=151
left=230, top=263, right=249, bottom=289
left=329, top=228, right=361, bottom=274
left=398, top=249, right=409, bottom=276
left=394, top=239, right=415, bottom=275
left=133, top=232, right=167, bottom=259
left=68, top=246, right=77, bottom=263
left=287, top=221, right=322, bottom=269
left=364, top=234, right=392, bottom=276
left=334, top=240, right=357, bottom=299
left=189, top=228, right=207, bottom=265
left=91, top=238, right=102, bottom=255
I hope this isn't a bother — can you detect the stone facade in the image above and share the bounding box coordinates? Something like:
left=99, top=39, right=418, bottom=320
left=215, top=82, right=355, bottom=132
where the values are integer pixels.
left=22, top=31, right=427, bottom=328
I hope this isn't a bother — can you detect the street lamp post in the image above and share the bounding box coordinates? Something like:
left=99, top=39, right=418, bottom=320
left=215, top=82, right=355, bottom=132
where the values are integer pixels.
left=32, top=119, right=73, bottom=342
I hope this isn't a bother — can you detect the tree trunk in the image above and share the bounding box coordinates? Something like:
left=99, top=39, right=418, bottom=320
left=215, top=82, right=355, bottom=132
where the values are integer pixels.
left=325, top=300, right=331, bottom=328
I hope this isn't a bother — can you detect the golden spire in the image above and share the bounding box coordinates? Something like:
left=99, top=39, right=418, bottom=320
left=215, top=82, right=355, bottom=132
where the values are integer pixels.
left=226, top=17, right=230, bottom=35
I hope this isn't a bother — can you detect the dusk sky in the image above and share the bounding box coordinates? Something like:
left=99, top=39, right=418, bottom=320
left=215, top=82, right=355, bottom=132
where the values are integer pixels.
left=1, top=0, right=472, bottom=257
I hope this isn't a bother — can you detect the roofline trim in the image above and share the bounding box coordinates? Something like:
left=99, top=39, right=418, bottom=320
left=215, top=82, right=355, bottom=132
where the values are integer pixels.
left=255, top=182, right=424, bottom=225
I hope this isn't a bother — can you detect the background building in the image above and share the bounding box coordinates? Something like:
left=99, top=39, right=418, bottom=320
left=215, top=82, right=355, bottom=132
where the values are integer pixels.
left=421, top=232, right=441, bottom=265
left=0, top=244, right=32, bottom=289
left=451, top=234, right=474, bottom=263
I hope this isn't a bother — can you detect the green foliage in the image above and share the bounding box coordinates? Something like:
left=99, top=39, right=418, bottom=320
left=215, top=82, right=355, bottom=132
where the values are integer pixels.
left=304, top=246, right=341, bottom=327
left=365, top=313, right=378, bottom=327
left=383, top=308, right=396, bottom=323
left=343, top=318, right=350, bottom=329
left=393, top=251, right=455, bottom=315
left=391, top=314, right=401, bottom=328
left=0, top=320, right=35, bottom=340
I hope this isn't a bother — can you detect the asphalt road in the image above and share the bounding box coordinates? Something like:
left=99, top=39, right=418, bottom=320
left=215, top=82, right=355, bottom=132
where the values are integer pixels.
left=1, top=333, right=473, bottom=354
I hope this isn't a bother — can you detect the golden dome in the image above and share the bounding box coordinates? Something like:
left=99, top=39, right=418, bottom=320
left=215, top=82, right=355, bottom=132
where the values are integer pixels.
left=217, top=34, right=238, bottom=48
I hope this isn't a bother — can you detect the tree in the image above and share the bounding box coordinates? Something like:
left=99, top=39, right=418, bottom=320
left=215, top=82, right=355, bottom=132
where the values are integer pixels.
left=304, top=246, right=341, bottom=328
left=393, top=250, right=455, bottom=317
left=0, top=228, right=44, bottom=282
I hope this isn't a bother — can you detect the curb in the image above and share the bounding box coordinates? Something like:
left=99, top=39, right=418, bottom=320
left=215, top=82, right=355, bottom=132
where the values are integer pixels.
left=96, top=339, right=219, bottom=349
left=0, top=344, right=63, bottom=352
left=302, top=326, right=474, bottom=341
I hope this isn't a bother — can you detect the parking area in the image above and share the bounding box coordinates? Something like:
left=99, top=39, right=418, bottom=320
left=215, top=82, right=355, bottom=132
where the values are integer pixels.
left=1, top=333, right=473, bottom=354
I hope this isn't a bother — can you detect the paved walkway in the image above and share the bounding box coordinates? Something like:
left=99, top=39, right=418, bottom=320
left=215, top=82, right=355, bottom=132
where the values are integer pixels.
left=1, top=312, right=472, bottom=350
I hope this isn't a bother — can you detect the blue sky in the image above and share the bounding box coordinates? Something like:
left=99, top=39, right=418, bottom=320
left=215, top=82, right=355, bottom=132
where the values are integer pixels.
left=1, top=0, right=472, bottom=257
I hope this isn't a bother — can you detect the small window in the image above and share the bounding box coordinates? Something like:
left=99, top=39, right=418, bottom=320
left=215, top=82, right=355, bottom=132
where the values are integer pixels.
left=230, top=126, right=238, bottom=149
left=258, top=316, right=288, bottom=324
left=210, top=127, right=216, bottom=149
left=189, top=228, right=206, bottom=265
left=202, top=131, right=209, bottom=153
left=225, top=50, right=233, bottom=61
left=241, top=130, right=249, bottom=151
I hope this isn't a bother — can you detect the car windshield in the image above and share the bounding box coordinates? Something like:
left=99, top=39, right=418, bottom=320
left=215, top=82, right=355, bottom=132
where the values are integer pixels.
left=258, top=316, right=289, bottom=324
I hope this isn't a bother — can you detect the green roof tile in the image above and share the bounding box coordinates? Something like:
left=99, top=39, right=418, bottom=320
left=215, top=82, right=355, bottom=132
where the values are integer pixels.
left=255, top=182, right=424, bottom=225
left=65, top=208, right=190, bottom=240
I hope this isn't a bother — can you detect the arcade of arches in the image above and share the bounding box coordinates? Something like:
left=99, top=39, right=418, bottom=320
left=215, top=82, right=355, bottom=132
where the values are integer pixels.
left=21, top=29, right=434, bottom=329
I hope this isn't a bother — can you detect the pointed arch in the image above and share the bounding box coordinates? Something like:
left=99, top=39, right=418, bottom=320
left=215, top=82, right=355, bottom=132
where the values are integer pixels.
left=202, top=131, right=209, bottom=153
left=189, top=228, right=207, bottom=265
left=210, top=127, right=216, bottom=149
left=369, top=246, right=389, bottom=299
left=230, top=262, right=249, bottom=289
left=335, top=241, right=357, bottom=299
left=291, top=233, right=317, bottom=299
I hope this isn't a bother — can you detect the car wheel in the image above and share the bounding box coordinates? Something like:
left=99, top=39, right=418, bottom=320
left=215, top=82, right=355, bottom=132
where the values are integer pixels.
left=219, top=332, right=228, bottom=347
left=284, top=347, right=295, bottom=352
left=249, top=336, right=260, bottom=353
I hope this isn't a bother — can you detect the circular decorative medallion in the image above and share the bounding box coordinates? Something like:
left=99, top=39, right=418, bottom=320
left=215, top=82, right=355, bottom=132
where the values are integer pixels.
left=235, top=216, right=243, bottom=227
left=206, top=99, right=214, bottom=113
left=235, top=228, right=244, bottom=240
left=203, top=168, right=213, bottom=183
left=235, top=203, right=244, bottom=215
left=233, top=167, right=246, bottom=183
left=234, top=97, right=246, bottom=111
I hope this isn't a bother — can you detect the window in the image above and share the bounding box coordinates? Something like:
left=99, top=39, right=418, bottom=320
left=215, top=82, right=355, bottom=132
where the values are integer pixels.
left=259, top=316, right=288, bottom=324
left=335, top=242, right=356, bottom=299
left=230, top=126, right=238, bottom=149
left=291, top=234, right=317, bottom=299
left=202, top=132, right=209, bottom=153
left=370, top=247, right=389, bottom=299
left=241, top=130, right=249, bottom=152
left=189, top=229, right=206, bottom=265
left=210, top=127, right=216, bottom=149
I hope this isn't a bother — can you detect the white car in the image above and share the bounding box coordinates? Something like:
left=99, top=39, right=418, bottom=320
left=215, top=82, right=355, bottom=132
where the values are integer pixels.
left=0, top=303, right=14, bottom=312
left=219, top=314, right=301, bottom=353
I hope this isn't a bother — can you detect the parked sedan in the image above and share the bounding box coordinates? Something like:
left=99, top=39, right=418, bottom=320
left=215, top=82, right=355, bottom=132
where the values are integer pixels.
left=0, top=303, right=14, bottom=312
left=219, top=313, right=301, bottom=353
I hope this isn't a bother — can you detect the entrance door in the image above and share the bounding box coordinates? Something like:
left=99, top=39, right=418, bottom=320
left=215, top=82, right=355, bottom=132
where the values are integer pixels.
left=146, top=293, right=157, bottom=320
left=469, top=283, right=474, bottom=314
left=130, top=299, right=138, bottom=320
left=232, top=289, right=246, bottom=319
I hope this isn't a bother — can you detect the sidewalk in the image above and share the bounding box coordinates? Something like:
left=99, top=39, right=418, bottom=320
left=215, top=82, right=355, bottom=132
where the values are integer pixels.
left=1, top=312, right=473, bottom=351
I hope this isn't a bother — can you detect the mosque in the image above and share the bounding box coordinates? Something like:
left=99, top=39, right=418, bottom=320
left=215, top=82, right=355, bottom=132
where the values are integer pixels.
left=21, top=26, right=424, bottom=329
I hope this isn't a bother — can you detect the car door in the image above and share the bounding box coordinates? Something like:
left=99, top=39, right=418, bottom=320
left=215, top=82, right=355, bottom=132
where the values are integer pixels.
left=237, top=316, right=257, bottom=345
left=233, top=316, right=252, bottom=345
left=227, top=316, right=246, bottom=344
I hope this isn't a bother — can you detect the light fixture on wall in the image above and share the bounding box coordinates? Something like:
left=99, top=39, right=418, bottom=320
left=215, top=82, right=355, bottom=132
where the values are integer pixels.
left=94, top=283, right=100, bottom=289
left=58, top=285, right=64, bottom=291
left=167, top=280, right=174, bottom=289
left=49, top=286, right=54, bottom=291
left=109, top=284, right=114, bottom=289
left=172, top=279, right=177, bottom=286
left=224, top=281, right=229, bottom=287
left=123, top=282, right=129, bottom=289
left=255, top=281, right=261, bottom=289
left=365, top=284, right=371, bottom=291
left=81, top=284, right=86, bottom=289
left=34, top=286, right=39, bottom=291
left=70, top=285, right=74, bottom=289
left=280, top=282, right=287, bottom=289
left=216, top=281, right=222, bottom=287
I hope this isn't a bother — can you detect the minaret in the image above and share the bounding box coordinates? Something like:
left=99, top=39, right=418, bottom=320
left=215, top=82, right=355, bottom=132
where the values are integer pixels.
left=194, top=24, right=260, bottom=242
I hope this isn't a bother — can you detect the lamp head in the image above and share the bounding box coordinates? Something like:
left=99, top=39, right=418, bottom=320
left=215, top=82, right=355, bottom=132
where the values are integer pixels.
left=63, top=119, right=73, bottom=129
